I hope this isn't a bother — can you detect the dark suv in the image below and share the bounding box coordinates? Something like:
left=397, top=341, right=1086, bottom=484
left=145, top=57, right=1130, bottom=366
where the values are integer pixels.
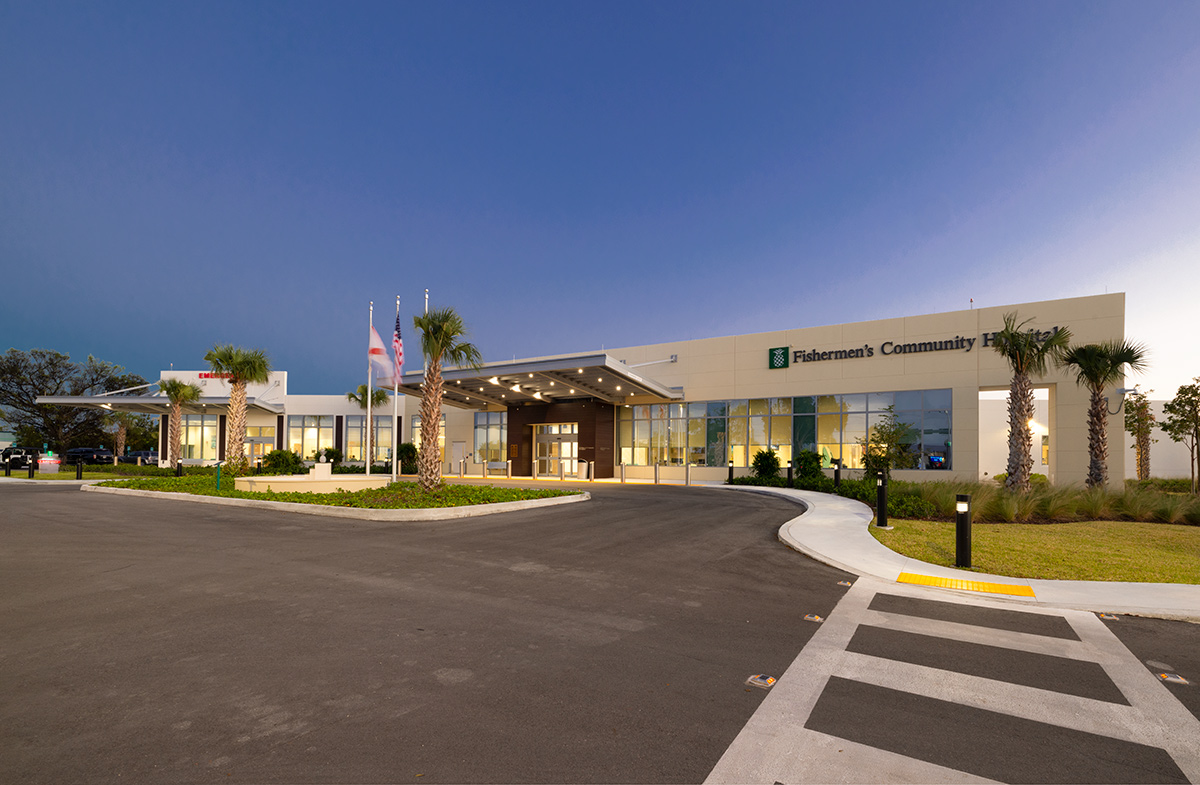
left=2, top=447, right=36, bottom=468
left=64, top=447, right=115, bottom=465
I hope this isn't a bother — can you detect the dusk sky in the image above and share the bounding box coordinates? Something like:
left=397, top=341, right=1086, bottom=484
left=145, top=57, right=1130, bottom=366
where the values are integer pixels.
left=3, top=1, right=1199, bottom=397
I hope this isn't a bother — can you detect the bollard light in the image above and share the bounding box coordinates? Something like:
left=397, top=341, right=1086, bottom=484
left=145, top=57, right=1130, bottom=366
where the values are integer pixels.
left=955, top=493, right=972, bottom=568
left=728, top=459, right=734, bottom=483
left=786, top=459, right=793, bottom=487
left=875, top=471, right=891, bottom=529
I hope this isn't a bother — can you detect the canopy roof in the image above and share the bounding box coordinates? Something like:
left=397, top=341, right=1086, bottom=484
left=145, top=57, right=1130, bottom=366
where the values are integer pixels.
left=34, top=394, right=285, bottom=416
left=396, top=352, right=682, bottom=410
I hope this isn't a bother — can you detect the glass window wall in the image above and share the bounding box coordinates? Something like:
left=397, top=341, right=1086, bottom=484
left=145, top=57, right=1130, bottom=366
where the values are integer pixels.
left=615, top=389, right=952, bottom=470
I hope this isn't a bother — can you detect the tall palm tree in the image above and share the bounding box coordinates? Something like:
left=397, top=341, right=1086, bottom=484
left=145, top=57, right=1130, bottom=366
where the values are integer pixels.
left=347, top=384, right=392, bottom=463
left=991, top=313, right=1072, bottom=493
left=1060, top=340, right=1147, bottom=488
left=412, top=307, right=482, bottom=491
left=158, top=378, right=202, bottom=466
left=203, top=345, right=271, bottom=474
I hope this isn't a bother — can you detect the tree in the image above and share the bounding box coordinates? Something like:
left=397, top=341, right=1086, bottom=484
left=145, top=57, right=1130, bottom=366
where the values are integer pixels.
left=1160, top=379, right=1200, bottom=494
left=990, top=313, right=1072, bottom=493
left=347, top=384, right=391, bottom=410
left=0, top=348, right=145, bottom=453
left=1059, top=340, right=1147, bottom=488
left=858, top=405, right=920, bottom=480
left=1123, top=389, right=1156, bottom=481
left=203, top=345, right=272, bottom=474
left=159, top=378, right=202, bottom=466
left=412, top=307, right=482, bottom=491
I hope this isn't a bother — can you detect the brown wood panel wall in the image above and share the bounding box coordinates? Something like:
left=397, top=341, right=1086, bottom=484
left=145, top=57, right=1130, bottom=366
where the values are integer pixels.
left=505, top=401, right=616, bottom=478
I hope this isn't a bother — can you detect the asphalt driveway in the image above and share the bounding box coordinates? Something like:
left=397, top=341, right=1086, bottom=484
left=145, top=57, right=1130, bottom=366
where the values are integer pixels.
left=0, top=483, right=850, bottom=784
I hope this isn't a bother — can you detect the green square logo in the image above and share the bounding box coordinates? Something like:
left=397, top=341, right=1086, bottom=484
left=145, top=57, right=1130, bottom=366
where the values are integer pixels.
left=768, top=347, right=789, bottom=369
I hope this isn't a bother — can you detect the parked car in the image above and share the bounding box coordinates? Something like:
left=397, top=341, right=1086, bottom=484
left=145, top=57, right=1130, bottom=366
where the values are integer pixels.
left=119, top=450, right=159, bottom=465
left=64, top=447, right=115, bottom=465
left=2, top=447, right=37, bottom=468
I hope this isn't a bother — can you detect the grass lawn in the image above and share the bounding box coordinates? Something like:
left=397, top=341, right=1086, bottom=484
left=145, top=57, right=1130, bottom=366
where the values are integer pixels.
left=871, top=519, right=1200, bottom=584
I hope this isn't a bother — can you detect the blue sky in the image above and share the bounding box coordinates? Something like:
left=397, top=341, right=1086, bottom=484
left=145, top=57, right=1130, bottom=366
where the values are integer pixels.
left=2, top=1, right=1199, bottom=396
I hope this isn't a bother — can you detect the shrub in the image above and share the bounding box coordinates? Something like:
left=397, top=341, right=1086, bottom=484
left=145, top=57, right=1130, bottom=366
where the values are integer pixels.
left=835, top=478, right=876, bottom=504
left=993, top=472, right=1049, bottom=487
left=1127, top=477, right=1193, bottom=494
left=887, top=495, right=938, bottom=519
left=317, top=447, right=343, bottom=466
left=1151, top=494, right=1191, bottom=524
left=727, top=475, right=789, bottom=488
left=262, top=449, right=305, bottom=475
left=1076, top=488, right=1112, bottom=520
left=397, top=442, right=418, bottom=475
left=751, top=449, right=781, bottom=479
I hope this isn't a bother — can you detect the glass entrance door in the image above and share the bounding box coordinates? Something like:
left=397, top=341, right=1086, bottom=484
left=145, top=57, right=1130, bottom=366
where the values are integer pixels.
left=534, top=423, right=578, bottom=477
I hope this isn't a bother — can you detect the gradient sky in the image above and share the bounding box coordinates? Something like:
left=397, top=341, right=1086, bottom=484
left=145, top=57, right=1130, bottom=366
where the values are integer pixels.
left=3, top=1, right=1199, bottom=397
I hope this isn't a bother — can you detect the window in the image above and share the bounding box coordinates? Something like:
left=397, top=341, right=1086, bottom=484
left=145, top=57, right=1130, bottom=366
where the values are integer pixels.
left=181, top=414, right=219, bottom=460
left=473, top=411, right=507, bottom=463
left=287, top=415, right=334, bottom=460
left=346, top=415, right=393, bottom=462
left=614, top=389, right=953, bottom=469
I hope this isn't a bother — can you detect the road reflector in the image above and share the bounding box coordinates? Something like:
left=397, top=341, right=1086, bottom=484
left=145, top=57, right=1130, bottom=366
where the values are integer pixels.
left=1099, top=613, right=1119, bottom=620
left=837, top=581, right=852, bottom=587
left=1158, top=673, right=1190, bottom=685
left=746, top=674, right=776, bottom=689
left=805, top=614, right=823, bottom=622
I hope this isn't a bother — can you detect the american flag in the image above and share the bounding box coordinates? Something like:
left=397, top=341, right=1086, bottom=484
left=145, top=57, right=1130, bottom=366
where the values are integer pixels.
left=392, top=312, right=404, bottom=385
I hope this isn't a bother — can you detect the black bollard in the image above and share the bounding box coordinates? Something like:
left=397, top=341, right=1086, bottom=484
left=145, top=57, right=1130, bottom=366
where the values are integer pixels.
left=875, top=471, right=890, bottom=528
left=834, top=460, right=841, bottom=488
left=176, top=461, right=183, bottom=477
left=955, top=494, right=972, bottom=568
left=31, top=460, right=38, bottom=479
left=727, top=459, right=734, bottom=483
left=786, top=460, right=793, bottom=487
left=4, top=460, right=10, bottom=477
left=75, top=461, right=83, bottom=480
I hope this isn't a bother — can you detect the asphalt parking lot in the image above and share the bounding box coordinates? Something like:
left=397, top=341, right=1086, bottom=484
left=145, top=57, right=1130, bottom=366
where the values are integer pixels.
left=1, top=483, right=850, bottom=784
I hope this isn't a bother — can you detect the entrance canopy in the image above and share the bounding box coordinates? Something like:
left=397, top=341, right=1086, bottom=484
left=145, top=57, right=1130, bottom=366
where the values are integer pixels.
left=33, top=394, right=285, bottom=416
left=396, top=352, right=682, bottom=410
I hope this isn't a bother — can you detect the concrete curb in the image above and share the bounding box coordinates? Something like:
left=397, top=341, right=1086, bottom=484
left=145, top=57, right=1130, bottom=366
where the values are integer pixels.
left=81, top=483, right=590, bottom=521
left=716, top=484, right=1200, bottom=621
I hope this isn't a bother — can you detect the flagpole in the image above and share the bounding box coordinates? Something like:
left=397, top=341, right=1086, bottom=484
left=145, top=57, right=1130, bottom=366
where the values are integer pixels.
left=393, top=294, right=400, bottom=483
left=367, top=301, right=373, bottom=476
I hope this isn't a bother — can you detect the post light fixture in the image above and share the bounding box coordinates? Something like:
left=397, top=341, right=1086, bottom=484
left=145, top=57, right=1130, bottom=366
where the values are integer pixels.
left=875, top=471, right=891, bottom=529
left=728, top=458, right=734, bottom=483
left=955, top=494, right=972, bottom=568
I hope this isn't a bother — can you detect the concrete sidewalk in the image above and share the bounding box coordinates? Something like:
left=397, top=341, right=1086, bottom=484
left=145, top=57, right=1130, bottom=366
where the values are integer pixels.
left=720, top=485, right=1200, bottom=622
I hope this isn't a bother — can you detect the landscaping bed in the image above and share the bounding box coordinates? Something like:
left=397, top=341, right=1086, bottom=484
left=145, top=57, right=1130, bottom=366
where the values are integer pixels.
left=97, top=475, right=575, bottom=509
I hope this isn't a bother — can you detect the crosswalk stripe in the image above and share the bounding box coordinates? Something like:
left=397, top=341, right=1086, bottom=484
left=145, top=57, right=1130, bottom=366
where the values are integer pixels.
left=707, top=576, right=1200, bottom=784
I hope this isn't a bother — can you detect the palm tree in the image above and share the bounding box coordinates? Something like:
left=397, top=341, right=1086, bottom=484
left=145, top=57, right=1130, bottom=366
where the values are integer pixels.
left=203, top=345, right=271, bottom=474
left=347, top=384, right=392, bottom=463
left=991, top=313, right=1072, bottom=492
left=347, top=384, right=391, bottom=410
left=158, top=378, right=202, bottom=466
left=1060, top=340, right=1147, bottom=488
left=412, top=307, right=482, bottom=491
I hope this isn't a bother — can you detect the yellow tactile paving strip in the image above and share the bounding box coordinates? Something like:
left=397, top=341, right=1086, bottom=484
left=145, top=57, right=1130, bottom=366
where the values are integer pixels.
left=897, top=572, right=1036, bottom=597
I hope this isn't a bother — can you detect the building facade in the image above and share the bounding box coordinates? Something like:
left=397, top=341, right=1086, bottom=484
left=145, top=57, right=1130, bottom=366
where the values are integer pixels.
left=38, top=294, right=1132, bottom=485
